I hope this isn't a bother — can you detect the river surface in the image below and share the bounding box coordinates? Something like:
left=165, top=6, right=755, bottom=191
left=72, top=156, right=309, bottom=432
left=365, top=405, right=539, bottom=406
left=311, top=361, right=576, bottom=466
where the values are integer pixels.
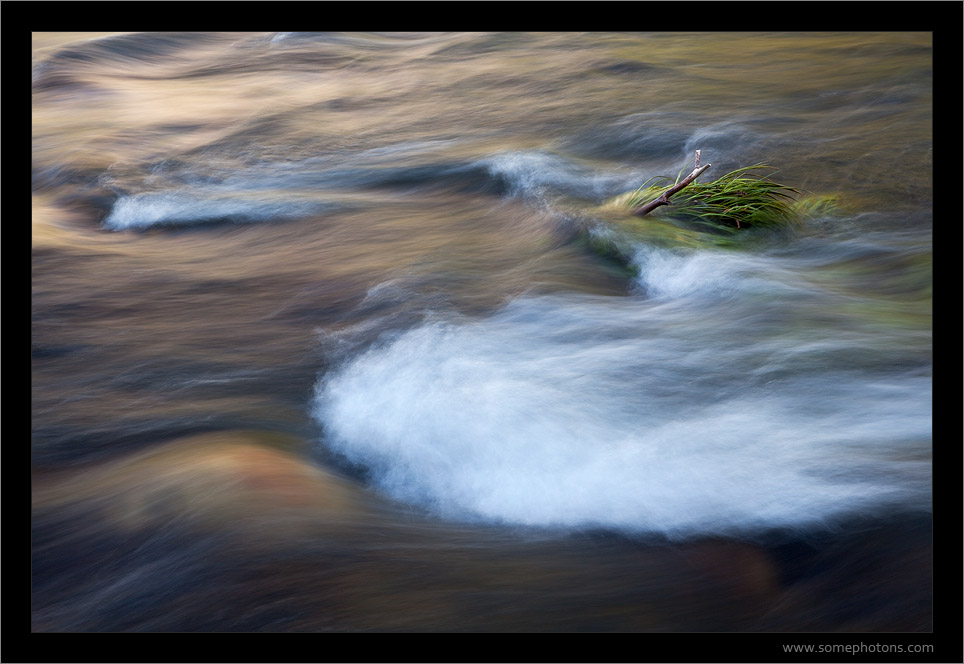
left=32, top=32, right=932, bottom=633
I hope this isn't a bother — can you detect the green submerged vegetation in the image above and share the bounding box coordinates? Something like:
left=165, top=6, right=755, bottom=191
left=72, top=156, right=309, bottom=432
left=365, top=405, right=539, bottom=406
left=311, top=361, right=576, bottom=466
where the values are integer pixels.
left=616, top=165, right=800, bottom=231
left=583, top=163, right=844, bottom=270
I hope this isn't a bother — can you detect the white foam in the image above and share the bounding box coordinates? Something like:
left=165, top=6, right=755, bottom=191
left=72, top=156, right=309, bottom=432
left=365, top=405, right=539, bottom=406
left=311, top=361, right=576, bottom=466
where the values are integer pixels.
left=630, top=246, right=805, bottom=300
left=476, top=150, right=641, bottom=201
left=103, top=191, right=320, bottom=230
left=313, top=292, right=931, bottom=537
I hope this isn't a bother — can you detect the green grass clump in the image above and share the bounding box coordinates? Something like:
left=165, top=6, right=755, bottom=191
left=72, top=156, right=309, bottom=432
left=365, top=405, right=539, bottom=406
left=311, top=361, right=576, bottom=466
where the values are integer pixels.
left=582, top=163, right=844, bottom=275
left=616, top=164, right=801, bottom=232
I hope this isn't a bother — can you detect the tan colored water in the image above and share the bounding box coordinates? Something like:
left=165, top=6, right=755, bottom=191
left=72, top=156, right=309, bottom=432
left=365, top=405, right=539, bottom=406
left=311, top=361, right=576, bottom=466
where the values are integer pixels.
left=32, top=32, right=932, bottom=637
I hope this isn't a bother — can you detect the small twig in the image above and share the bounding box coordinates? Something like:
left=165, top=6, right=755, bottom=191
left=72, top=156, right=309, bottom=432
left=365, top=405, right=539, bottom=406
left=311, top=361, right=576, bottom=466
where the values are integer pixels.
left=632, top=162, right=711, bottom=216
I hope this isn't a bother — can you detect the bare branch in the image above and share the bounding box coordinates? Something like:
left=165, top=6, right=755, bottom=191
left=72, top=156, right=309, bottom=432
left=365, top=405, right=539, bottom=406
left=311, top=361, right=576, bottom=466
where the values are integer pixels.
left=632, top=163, right=711, bottom=216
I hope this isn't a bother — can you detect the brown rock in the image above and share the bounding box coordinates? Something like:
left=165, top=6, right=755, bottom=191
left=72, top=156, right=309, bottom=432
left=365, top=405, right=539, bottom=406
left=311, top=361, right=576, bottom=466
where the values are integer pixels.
left=32, top=430, right=368, bottom=539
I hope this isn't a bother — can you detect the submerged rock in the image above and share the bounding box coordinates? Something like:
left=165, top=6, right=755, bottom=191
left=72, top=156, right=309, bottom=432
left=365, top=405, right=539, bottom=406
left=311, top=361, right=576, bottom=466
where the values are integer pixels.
left=32, top=430, right=369, bottom=539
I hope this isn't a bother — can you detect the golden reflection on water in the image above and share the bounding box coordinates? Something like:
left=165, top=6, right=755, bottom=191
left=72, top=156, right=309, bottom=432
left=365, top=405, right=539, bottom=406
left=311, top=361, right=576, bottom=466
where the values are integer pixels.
left=33, top=31, right=932, bottom=203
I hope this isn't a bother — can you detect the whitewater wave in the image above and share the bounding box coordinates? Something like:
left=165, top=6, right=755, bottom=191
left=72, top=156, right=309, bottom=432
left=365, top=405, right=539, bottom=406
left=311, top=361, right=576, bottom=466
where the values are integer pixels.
left=473, top=150, right=643, bottom=203
left=101, top=146, right=652, bottom=231
left=312, top=287, right=931, bottom=538
left=102, top=191, right=327, bottom=230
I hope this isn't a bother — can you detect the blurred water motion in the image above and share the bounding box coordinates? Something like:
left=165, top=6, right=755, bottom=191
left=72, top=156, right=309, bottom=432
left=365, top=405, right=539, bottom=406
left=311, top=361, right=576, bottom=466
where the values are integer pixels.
left=32, top=32, right=931, bottom=633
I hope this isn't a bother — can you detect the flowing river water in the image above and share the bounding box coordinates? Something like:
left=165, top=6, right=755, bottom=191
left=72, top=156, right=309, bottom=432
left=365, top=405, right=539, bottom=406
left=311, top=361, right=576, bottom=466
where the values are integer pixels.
left=32, top=32, right=932, bottom=633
